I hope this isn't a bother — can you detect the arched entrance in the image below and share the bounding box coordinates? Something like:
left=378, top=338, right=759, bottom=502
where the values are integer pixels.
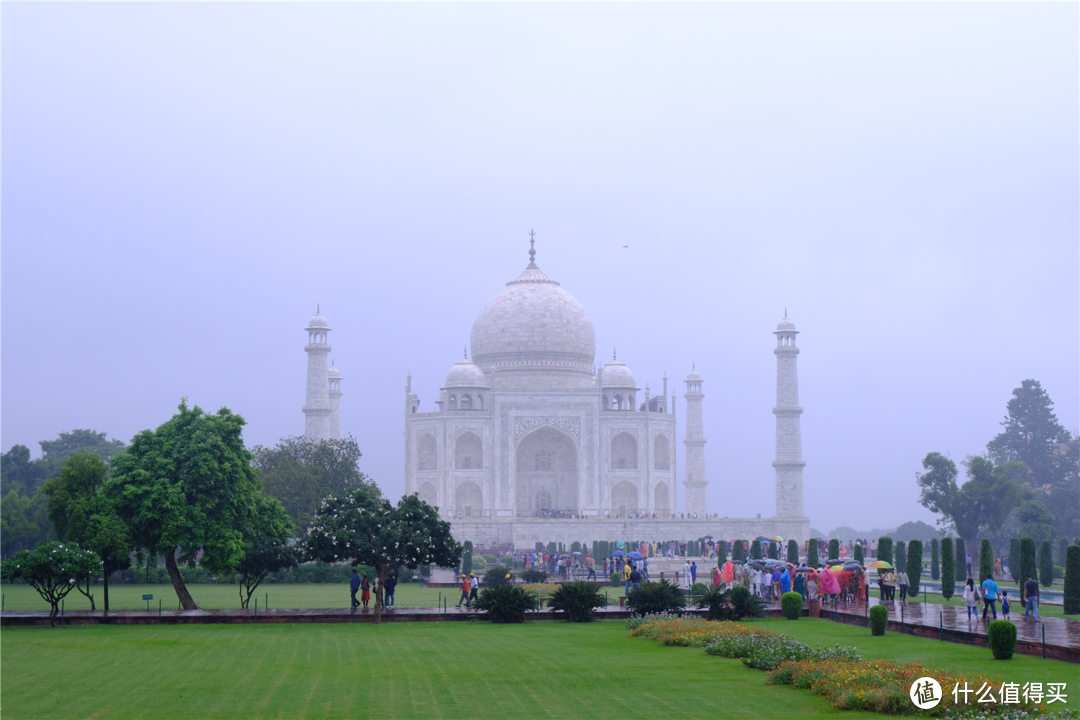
left=455, top=481, right=482, bottom=519
left=515, top=426, right=578, bottom=518
left=612, top=481, right=637, bottom=518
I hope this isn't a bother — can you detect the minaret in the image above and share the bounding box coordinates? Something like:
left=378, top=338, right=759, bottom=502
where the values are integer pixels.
left=302, top=306, right=332, bottom=441
left=328, top=361, right=343, bottom=440
left=682, top=365, right=707, bottom=516
left=772, top=311, right=805, bottom=517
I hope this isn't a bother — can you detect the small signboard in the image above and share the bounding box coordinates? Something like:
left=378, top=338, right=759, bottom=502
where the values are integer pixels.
left=142, top=594, right=153, bottom=601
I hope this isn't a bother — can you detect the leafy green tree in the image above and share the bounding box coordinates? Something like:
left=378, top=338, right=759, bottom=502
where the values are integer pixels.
left=1047, top=480, right=1079, bottom=541
left=877, top=536, right=893, bottom=565
left=930, top=539, right=940, bottom=580
left=1018, top=537, right=1037, bottom=586
left=1038, top=540, right=1054, bottom=589
left=1015, top=499, right=1057, bottom=546
left=108, top=401, right=264, bottom=610
left=235, top=496, right=297, bottom=609
left=1, top=445, right=47, bottom=496
left=1, top=541, right=100, bottom=626
left=252, top=435, right=377, bottom=535
left=940, top=538, right=955, bottom=600
left=828, top=539, right=839, bottom=560
left=907, top=540, right=923, bottom=595
left=750, top=540, right=762, bottom=560
left=955, top=538, right=967, bottom=581
left=1, top=489, right=51, bottom=557
left=39, top=430, right=127, bottom=479
left=895, top=541, right=906, bottom=574
left=1063, top=545, right=1080, bottom=615
left=917, top=452, right=1024, bottom=553
left=979, top=539, right=994, bottom=583
left=304, top=488, right=460, bottom=622
left=987, top=380, right=1074, bottom=489
left=42, top=452, right=131, bottom=611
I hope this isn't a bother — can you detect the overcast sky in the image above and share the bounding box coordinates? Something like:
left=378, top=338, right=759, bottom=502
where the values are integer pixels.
left=3, top=3, right=1077, bottom=535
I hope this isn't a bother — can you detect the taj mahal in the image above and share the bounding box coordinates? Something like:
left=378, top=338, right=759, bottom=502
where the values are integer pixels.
left=300, top=237, right=811, bottom=548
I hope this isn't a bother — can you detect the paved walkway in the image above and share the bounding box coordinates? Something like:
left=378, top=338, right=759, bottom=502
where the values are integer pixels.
left=801, top=595, right=1079, bottom=663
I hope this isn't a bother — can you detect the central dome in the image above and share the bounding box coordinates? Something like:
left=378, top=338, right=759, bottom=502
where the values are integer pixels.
left=470, top=253, right=596, bottom=383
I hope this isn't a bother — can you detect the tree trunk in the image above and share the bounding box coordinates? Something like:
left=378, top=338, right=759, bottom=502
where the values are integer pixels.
left=164, top=552, right=201, bottom=609
left=374, top=565, right=386, bottom=624
left=49, top=602, right=58, bottom=628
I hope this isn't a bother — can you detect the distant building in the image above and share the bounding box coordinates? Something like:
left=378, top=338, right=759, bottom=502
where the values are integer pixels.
left=302, top=306, right=342, bottom=441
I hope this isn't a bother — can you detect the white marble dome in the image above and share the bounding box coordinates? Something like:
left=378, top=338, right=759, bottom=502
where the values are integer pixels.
left=600, top=358, right=636, bottom=388
left=776, top=315, right=797, bottom=332
left=307, top=312, right=329, bottom=329
left=328, top=364, right=341, bottom=378
left=444, top=357, right=489, bottom=388
left=470, top=260, right=596, bottom=374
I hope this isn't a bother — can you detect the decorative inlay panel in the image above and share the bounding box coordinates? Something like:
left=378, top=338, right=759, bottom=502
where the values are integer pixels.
left=514, top=416, right=580, bottom=441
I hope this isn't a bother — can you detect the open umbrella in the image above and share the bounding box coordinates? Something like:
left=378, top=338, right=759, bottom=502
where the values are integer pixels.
left=572, top=551, right=582, bottom=555
left=869, top=560, right=892, bottom=569
left=773, top=536, right=785, bottom=542
left=796, top=565, right=810, bottom=573
left=628, top=551, right=644, bottom=559
left=610, top=550, right=625, bottom=556
left=828, top=565, right=846, bottom=573
left=843, top=562, right=863, bottom=571
left=616, top=541, right=626, bottom=548
left=826, top=559, right=846, bottom=566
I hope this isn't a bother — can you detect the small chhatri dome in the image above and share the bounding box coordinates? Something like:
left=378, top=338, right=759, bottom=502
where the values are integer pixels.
left=328, top=363, right=341, bottom=379
left=444, top=356, right=489, bottom=389
left=776, top=309, right=797, bottom=333
left=600, top=352, right=636, bottom=388
left=308, top=304, right=329, bottom=329
left=686, top=363, right=703, bottom=382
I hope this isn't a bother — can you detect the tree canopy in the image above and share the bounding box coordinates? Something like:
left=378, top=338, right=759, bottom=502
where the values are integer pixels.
left=304, top=488, right=460, bottom=622
left=108, top=400, right=264, bottom=609
left=987, top=380, right=1075, bottom=490
left=916, top=452, right=1024, bottom=551
left=235, top=496, right=298, bottom=609
left=1, top=541, right=101, bottom=626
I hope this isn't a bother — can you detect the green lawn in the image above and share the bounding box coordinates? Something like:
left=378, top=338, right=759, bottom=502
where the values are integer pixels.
left=4, top=618, right=1076, bottom=719
left=0, top=582, right=624, bottom=612
left=2, top=620, right=880, bottom=720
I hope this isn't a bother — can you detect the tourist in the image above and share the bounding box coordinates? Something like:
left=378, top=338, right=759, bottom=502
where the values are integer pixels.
left=980, top=573, right=999, bottom=621
left=350, top=568, right=362, bottom=609
left=1023, top=574, right=1041, bottom=622
left=457, top=574, right=471, bottom=609
left=361, top=575, right=371, bottom=609
left=682, top=559, right=691, bottom=590
left=751, top=567, right=762, bottom=598
left=469, top=573, right=479, bottom=606
left=603, top=558, right=609, bottom=576
left=505, top=573, right=512, bottom=586
left=962, top=578, right=981, bottom=621
left=587, top=559, right=597, bottom=581
left=623, top=560, right=633, bottom=597
left=883, top=569, right=897, bottom=602
left=780, top=568, right=791, bottom=595
left=384, top=572, right=397, bottom=609
left=713, top=565, right=721, bottom=588
left=994, top=557, right=1002, bottom=577
left=966, top=554, right=973, bottom=578
left=1001, top=590, right=1011, bottom=620
left=897, top=568, right=909, bottom=604
left=690, top=561, right=698, bottom=587
left=805, top=572, right=819, bottom=603
left=771, top=568, right=782, bottom=601
left=819, top=567, right=840, bottom=602
left=629, top=564, right=642, bottom=592
left=793, top=570, right=806, bottom=603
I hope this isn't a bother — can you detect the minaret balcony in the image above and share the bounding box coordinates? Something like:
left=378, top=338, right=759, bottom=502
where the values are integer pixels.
left=772, top=407, right=804, bottom=415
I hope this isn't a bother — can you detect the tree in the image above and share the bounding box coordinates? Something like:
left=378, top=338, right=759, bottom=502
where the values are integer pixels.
left=42, top=452, right=131, bottom=612
left=891, top=521, right=942, bottom=543
left=1038, top=540, right=1054, bottom=589
left=1008, top=538, right=1022, bottom=583
left=987, top=380, right=1073, bottom=489
left=1, top=489, right=50, bottom=557
left=1059, top=538, right=1069, bottom=566
left=877, top=536, right=893, bottom=565
left=941, top=538, right=955, bottom=600
left=768, top=541, right=778, bottom=560
left=907, top=540, right=923, bottom=596
left=787, top=539, right=799, bottom=565
left=916, top=452, right=1024, bottom=553
left=895, top=541, right=906, bottom=574
left=828, top=539, right=839, bottom=560
left=854, top=543, right=864, bottom=564
left=108, top=401, right=264, bottom=610
left=1, top=541, right=100, bottom=626
left=252, top=435, right=376, bottom=535
left=1015, top=499, right=1056, bottom=546
left=979, top=538, right=994, bottom=584
left=461, top=540, right=473, bottom=576
left=1018, top=537, right=1037, bottom=586
left=807, top=539, right=818, bottom=568
left=750, top=540, right=762, bottom=560
left=717, top=541, right=728, bottom=566
left=955, top=538, right=967, bottom=581
left=1063, top=545, right=1080, bottom=615
left=1, top=445, right=47, bottom=496
left=732, top=540, right=746, bottom=563
left=930, top=538, right=940, bottom=580
left=304, top=488, right=461, bottom=623
left=39, top=430, right=127, bottom=479
left=235, top=497, right=298, bottom=609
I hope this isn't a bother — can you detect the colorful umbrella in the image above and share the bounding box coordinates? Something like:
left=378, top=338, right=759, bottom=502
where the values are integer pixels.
left=773, top=536, right=785, bottom=542
left=869, top=561, right=892, bottom=569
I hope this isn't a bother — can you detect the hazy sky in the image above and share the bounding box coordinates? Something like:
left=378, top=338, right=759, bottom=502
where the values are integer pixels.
left=4, top=3, right=1077, bottom=535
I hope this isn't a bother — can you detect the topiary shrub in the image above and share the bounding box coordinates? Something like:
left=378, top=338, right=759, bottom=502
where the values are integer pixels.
left=521, top=569, right=548, bottom=584
left=988, top=620, right=1017, bottom=660
left=807, top=540, right=819, bottom=569
left=1038, top=540, right=1054, bottom=588
left=690, top=582, right=708, bottom=596
left=979, top=539, right=994, bottom=584
left=877, top=536, right=893, bottom=566
left=954, top=538, right=967, bottom=581
left=473, top=584, right=537, bottom=623
left=461, top=540, right=473, bottom=576
left=854, top=543, right=864, bottom=565
left=1009, top=538, right=1021, bottom=584
left=483, top=565, right=512, bottom=588
left=751, top=540, right=762, bottom=560
left=869, top=604, right=888, bottom=636
left=1064, top=545, right=1080, bottom=615
left=768, top=541, right=778, bottom=560
left=549, top=581, right=606, bottom=622
left=931, top=538, right=940, bottom=580
left=1059, top=538, right=1069, bottom=566
left=828, top=539, right=839, bottom=560
left=717, top=541, right=728, bottom=565
left=732, top=539, right=746, bottom=563
left=627, top=580, right=685, bottom=616
left=907, top=540, right=923, bottom=597
left=1019, top=537, right=1037, bottom=587
left=610, top=572, right=621, bottom=587
left=781, top=591, right=802, bottom=620
left=941, top=538, right=955, bottom=600
left=787, top=539, right=799, bottom=565
left=895, top=541, right=906, bottom=574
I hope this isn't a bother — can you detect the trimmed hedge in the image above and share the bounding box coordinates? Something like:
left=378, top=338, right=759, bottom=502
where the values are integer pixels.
left=931, top=538, right=940, bottom=581
left=828, top=539, right=839, bottom=560
left=1064, top=545, right=1080, bottom=615
left=781, top=591, right=803, bottom=620
left=807, top=540, right=819, bottom=569
left=787, top=539, right=799, bottom=565
left=895, top=541, right=906, bottom=574
left=877, top=536, right=892, bottom=565
left=1009, top=538, right=1022, bottom=583
left=1019, top=537, right=1037, bottom=587
left=717, top=541, right=728, bottom=566
left=954, top=538, right=967, bottom=581
left=854, top=543, right=864, bottom=564
left=907, top=540, right=923, bottom=596
left=461, top=541, right=473, bottom=576
left=751, top=540, right=763, bottom=560
left=869, top=604, right=888, bottom=636
left=941, top=538, right=955, bottom=600
left=732, top=540, right=746, bottom=563
left=988, top=620, right=1017, bottom=660
left=980, top=538, right=994, bottom=584
left=1039, top=540, right=1054, bottom=588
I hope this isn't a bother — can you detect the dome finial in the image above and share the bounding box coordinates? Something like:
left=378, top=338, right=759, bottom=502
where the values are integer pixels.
left=464, top=346, right=468, bottom=360
left=317, top=303, right=320, bottom=314
left=528, top=229, right=536, bottom=265
left=784, top=308, right=787, bottom=318
left=613, top=347, right=617, bottom=361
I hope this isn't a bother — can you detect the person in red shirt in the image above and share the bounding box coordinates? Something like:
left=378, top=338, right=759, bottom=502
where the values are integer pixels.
left=456, top=574, right=471, bottom=609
